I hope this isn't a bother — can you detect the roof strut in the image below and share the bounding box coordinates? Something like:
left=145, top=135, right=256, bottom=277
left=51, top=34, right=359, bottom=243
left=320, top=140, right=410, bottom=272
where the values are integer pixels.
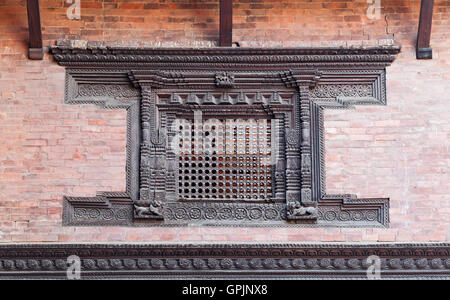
left=27, top=0, right=44, bottom=60
left=219, top=0, right=233, bottom=47
left=416, top=0, right=435, bottom=59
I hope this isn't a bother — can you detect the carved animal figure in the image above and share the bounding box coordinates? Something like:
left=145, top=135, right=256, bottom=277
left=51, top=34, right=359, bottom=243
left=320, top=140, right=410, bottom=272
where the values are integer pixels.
left=134, top=200, right=163, bottom=217
left=287, top=202, right=318, bottom=217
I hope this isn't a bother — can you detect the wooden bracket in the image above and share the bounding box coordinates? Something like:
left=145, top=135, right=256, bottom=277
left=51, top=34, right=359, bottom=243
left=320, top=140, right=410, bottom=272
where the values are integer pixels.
left=219, top=0, right=233, bottom=47
left=27, top=0, right=44, bottom=60
left=417, top=0, right=435, bottom=59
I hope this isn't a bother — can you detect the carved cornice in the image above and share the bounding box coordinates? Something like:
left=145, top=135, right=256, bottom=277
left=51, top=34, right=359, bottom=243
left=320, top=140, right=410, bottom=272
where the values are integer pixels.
left=0, top=243, right=448, bottom=279
left=51, top=45, right=401, bottom=68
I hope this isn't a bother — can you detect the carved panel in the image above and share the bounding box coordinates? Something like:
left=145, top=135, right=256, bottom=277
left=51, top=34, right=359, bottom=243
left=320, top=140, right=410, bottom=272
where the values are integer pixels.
left=52, top=45, right=400, bottom=227
left=77, top=84, right=140, bottom=98
left=0, top=243, right=448, bottom=279
left=310, top=84, right=372, bottom=98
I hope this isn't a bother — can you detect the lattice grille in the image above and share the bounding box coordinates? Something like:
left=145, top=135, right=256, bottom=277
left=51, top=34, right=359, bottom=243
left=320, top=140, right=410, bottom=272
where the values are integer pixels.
left=178, top=119, right=272, bottom=201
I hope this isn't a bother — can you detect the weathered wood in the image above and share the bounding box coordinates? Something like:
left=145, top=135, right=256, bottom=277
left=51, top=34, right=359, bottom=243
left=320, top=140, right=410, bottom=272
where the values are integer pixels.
left=417, top=0, right=435, bottom=59
left=27, top=0, right=43, bottom=60
left=219, top=0, right=233, bottom=47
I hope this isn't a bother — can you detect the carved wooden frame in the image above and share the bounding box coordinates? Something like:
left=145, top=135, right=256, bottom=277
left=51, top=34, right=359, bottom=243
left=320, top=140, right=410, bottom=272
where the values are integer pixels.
left=52, top=43, right=400, bottom=227
left=0, top=243, right=448, bottom=279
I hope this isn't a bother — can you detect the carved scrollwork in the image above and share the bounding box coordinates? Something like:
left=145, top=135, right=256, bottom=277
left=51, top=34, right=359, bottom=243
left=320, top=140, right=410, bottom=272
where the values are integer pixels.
left=285, top=129, right=301, bottom=148
left=1, top=243, right=447, bottom=279
left=150, top=128, right=166, bottom=147
left=310, top=84, right=372, bottom=98
left=77, top=84, right=140, bottom=98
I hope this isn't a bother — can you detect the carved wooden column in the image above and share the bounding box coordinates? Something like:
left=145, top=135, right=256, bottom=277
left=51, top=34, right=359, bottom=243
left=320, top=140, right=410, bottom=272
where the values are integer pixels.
left=285, top=128, right=301, bottom=206
left=273, top=114, right=286, bottom=200
left=135, top=86, right=164, bottom=220
left=165, top=113, right=178, bottom=202
left=299, top=85, right=312, bottom=204
left=281, top=71, right=321, bottom=221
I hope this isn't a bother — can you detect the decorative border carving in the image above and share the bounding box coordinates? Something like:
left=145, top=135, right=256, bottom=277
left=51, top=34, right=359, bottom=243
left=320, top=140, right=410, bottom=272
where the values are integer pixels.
left=0, top=243, right=448, bottom=279
left=63, top=193, right=133, bottom=226
left=53, top=46, right=400, bottom=228
left=51, top=44, right=401, bottom=69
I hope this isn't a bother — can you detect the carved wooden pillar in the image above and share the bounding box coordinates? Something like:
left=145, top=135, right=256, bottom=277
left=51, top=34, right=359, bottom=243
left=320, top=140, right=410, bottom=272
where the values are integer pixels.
left=139, top=87, right=151, bottom=203
left=299, top=85, right=314, bottom=206
left=281, top=71, right=321, bottom=221
left=286, top=86, right=318, bottom=220
left=285, top=128, right=301, bottom=205
left=273, top=114, right=286, bottom=200
left=136, top=86, right=164, bottom=220
left=165, top=113, right=178, bottom=201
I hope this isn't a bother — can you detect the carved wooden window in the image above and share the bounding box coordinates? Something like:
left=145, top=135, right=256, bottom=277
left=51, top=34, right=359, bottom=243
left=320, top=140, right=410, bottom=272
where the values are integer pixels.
left=54, top=45, right=399, bottom=227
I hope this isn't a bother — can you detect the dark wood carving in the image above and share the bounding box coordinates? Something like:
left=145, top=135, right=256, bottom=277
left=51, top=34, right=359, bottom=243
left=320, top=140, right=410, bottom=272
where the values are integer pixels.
left=51, top=42, right=400, bottom=227
left=0, top=243, right=448, bottom=279
left=26, top=0, right=44, bottom=60
left=417, top=0, right=435, bottom=59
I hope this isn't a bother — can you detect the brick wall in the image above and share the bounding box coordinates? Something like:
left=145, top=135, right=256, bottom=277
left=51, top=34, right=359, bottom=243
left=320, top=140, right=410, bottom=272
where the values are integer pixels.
left=0, top=0, right=448, bottom=242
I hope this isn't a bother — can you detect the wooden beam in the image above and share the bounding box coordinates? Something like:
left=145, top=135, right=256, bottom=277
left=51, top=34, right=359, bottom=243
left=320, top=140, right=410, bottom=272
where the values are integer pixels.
left=219, top=0, right=233, bottom=47
left=27, top=0, right=43, bottom=60
left=416, top=0, right=434, bottom=59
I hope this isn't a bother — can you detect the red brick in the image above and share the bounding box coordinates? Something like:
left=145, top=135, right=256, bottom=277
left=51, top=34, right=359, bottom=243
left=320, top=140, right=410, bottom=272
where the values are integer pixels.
left=0, top=0, right=448, bottom=244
